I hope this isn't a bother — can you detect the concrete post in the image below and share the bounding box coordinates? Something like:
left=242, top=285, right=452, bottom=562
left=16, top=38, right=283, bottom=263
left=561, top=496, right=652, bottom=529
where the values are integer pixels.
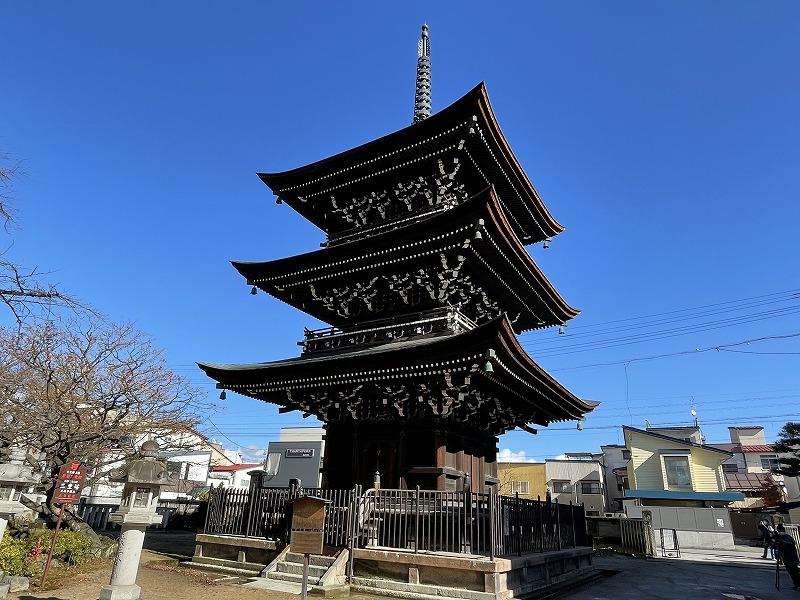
left=0, top=517, right=7, bottom=543
left=99, top=525, right=146, bottom=600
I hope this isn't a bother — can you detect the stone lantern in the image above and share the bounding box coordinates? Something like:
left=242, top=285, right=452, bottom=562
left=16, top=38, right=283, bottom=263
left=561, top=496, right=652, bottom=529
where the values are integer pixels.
left=99, top=440, right=173, bottom=600
left=0, top=446, right=41, bottom=543
left=0, top=446, right=41, bottom=520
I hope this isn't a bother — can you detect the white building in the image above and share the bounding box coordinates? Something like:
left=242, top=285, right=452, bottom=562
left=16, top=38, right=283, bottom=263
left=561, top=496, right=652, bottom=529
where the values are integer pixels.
left=207, top=464, right=263, bottom=489
left=599, top=444, right=630, bottom=515
left=545, top=454, right=606, bottom=516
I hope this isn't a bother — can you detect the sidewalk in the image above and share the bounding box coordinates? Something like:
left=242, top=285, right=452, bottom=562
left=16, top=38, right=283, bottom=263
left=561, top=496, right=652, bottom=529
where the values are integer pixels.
left=562, top=545, right=795, bottom=599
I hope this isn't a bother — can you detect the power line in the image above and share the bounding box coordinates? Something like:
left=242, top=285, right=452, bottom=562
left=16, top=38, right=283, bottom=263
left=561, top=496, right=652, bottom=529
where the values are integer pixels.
left=547, top=332, right=800, bottom=372
left=525, top=307, right=800, bottom=357
left=521, top=288, right=800, bottom=338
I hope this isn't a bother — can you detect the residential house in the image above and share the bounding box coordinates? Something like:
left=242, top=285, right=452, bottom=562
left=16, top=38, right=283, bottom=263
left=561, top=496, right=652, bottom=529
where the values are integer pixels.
left=599, top=444, right=630, bottom=514
left=207, top=463, right=262, bottom=489
left=643, top=424, right=704, bottom=444
left=623, top=425, right=740, bottom=508
left=497, top=462, right=547, bottom=499
left=622, top=425, right=743, bottom=549
left=545, top=454, right=606, bottom=516
left=706, top=426, right=786, bottom=509
left=85, top=432, right=242, bottom=501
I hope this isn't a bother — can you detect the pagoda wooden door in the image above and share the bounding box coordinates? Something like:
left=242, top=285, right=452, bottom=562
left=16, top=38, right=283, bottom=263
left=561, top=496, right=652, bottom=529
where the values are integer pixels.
left=360, top=441, right=398, bottom=490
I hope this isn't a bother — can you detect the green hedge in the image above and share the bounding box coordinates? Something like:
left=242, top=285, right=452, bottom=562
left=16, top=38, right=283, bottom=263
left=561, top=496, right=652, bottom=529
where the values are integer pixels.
left=0, top=528, right=95, bottom=576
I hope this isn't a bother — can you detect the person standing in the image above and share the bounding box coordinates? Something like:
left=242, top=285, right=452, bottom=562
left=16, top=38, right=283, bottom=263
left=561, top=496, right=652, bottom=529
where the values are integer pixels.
left=775, top=524, right=800, bottom=590
left=760, top=518, right=776, bottom=559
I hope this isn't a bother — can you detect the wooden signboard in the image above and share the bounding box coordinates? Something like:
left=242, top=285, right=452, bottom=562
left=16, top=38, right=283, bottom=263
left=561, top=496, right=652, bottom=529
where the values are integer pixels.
left=43, top=460, right=88, bottom=587
left=290, top=496, right=328, bottom=555
left=54, top=462, right=88, bottom=505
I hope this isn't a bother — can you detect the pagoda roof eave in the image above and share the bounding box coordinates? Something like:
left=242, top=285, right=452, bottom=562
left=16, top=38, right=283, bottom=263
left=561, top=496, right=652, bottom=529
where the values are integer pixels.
left=233, top=188, right=578, bottom=330
left=198, top=315, right=596, bottom=428
left=258, top=83, right=564, bottom=242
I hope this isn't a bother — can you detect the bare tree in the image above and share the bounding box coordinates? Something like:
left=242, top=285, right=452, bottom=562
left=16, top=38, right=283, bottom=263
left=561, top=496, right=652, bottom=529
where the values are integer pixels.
left=0, top=150, right=23, bottom=226
left=0, top=317, right=209, bottom=537
left=0, top=150, right=90, bottom=322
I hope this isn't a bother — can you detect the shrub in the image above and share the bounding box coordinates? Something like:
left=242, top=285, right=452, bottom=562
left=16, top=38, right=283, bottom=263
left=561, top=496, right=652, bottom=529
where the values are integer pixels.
left=0, top=526, right=96, bottom=576
left=53, top=529, right=95, bottom=565
left=0, top=534, right=27, bottom=576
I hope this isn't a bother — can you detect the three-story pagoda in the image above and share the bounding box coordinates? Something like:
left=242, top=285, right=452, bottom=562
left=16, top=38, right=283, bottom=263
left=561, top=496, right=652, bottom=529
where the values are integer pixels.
left=200, top=26, right=596, bottom=492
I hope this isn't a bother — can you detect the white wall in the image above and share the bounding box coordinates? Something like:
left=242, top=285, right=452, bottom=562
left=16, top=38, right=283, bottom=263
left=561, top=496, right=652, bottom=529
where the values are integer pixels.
left=545, top=460, right=605, bottom=513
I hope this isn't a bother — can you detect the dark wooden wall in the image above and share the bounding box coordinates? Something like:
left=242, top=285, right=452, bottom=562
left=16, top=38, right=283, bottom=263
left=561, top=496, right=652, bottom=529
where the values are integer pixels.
left=322, top=420, right=498, bottom=493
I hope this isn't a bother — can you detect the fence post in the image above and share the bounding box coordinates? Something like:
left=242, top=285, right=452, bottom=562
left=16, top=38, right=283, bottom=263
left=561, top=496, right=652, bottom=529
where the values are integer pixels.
left=556, top=497, right=562, bottom=551
left=204, top=489, right=214, bottom=533
left=245, top=488, right=255, bottom=538
left=489, top=492, right=496, bottom=560
left=414, top=486, right=421, bottom=554
left=538, top=496, right=544, bottom=553
left=347, top=485, right=359, bottom=582
left=516, top=492, right=521, bottom=557
left=570, top=501, right=576, bottom=548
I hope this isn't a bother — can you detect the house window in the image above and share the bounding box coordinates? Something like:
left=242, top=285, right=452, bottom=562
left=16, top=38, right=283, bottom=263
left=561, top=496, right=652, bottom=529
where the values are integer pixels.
left=664, top=456, right=691, bottom=487
left=616, top=475, right=629, bottom=492
left=586, top=510, right=601, bottom=517
left=511, top=480, right=530, bottom=495
left=552, top=481, right=572, bottom=494
left=761, top=455, right=780, bottom=471
left=581, top=482, right=601, bottom=495
left=622, top=450, right=631, bottom=460
left=722, top=463, right=740, bottom=473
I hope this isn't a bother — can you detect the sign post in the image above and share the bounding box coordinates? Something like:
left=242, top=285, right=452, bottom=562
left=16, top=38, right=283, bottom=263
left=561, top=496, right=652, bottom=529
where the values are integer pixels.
left=289, top=496, right=329, bottom=600
left=41, top=462, right=87, bottom=586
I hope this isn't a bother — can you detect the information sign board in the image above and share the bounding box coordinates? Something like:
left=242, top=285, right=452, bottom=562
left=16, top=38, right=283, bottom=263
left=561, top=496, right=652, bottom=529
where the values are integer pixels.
left=290, top=496, right=327, bottom=555
left=54, top=462, right=87, bottom=505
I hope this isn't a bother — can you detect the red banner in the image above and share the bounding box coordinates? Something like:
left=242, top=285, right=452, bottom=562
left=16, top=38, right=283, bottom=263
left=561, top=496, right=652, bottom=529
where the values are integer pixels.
left=54, top=462, right=87, bottom=505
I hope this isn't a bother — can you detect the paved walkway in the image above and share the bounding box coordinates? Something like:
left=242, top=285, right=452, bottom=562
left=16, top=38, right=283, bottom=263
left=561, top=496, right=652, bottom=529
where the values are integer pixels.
left=563, top=545, right=796, bottom=599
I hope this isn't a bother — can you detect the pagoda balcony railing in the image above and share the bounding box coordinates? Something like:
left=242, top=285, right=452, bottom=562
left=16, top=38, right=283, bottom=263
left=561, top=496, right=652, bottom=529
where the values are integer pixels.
left=298, top=306, right=477, bottom=355
left=204, top=484, right=587, bottom=563
left=325, top=204, right=452, bottom=248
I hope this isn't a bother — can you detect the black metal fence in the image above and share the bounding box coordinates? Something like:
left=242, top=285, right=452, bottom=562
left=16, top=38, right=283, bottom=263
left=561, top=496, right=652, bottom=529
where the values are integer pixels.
left=78, top=498, right=203, bottom=531
left=204, top=485, right=358, bottom=547
left=205, top=485, right=586, bottom=559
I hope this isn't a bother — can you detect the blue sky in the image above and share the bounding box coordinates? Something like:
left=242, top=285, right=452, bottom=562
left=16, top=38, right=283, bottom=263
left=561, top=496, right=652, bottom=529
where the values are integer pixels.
left=2, top=3, right=798, bottom=463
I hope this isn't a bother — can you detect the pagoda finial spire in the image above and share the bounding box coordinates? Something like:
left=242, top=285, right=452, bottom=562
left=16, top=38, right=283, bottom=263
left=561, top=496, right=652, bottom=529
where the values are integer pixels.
left=412, top=24, right=431, bottom=124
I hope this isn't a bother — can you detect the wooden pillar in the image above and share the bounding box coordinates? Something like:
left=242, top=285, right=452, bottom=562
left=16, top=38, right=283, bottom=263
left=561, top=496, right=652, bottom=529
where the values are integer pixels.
left=351, top=426, right=360, bottom=490
left=398, top=429, right=406, bottom=490
left=435, top=429, right=446, bottom=491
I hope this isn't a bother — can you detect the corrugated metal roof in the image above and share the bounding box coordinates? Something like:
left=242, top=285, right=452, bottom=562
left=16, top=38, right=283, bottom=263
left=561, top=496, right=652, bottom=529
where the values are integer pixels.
left=724, top=472, right=773, bottom=491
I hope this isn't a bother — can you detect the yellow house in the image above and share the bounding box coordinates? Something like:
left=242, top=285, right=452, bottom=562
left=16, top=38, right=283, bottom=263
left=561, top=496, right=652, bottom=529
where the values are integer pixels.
left=497, top=462, right=547, bottom=499
left=623, top=426, right=744, bottom=507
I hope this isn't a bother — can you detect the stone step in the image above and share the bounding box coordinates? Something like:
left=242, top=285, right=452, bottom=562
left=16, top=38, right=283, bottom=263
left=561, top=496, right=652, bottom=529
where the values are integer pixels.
left=243, top=576, right=303, bottom=594
left=191, top=556, right=265, bottom=572
left=276, top=561, right=328, bottom=577
left=181, top=560, right=262, bottom=578
left=285, top=552, right=336, bottom=567
left=350, top=577, right=495, bottom=600
left=268, top=570, right=323, bottom=586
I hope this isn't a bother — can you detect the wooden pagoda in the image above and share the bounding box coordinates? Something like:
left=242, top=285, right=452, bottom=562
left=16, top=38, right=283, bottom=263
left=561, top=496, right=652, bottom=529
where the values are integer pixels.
left=199, top=28, right=596, bottom=493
